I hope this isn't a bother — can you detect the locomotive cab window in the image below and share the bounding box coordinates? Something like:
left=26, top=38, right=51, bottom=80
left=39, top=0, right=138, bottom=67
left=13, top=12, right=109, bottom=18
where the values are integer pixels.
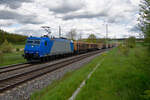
left=34, top=40, right=40, bottom=45
left=27, top=40, right=33, bottom=44
left=27, top=39, right=40, bottom=45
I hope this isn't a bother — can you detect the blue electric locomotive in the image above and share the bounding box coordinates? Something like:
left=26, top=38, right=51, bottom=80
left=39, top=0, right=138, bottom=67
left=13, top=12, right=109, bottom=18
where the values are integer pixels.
left=23, top=36, right=74, bottom=61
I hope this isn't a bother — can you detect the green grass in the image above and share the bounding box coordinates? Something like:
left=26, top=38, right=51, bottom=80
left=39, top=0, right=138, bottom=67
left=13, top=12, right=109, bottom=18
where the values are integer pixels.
left=12, top=44, right=25, bottom=49
left=31, top=45, right=150, bottom=100
left=0, top=51, right=26, bottom=66
left=31, top=54, right=104, bottom=100
left=0, top=44, right=26, bottom=66
left=75, top=46, right=150, bottom=100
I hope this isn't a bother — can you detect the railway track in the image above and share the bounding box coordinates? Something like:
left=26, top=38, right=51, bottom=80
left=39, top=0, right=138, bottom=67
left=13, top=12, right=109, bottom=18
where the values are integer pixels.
left=0, top=63, right=28, bottom=70
left=0, top=56, right=69, bottom=75
left=0, top=63, right=32, bottom=74
left=0, top=49, right=109, bottom=93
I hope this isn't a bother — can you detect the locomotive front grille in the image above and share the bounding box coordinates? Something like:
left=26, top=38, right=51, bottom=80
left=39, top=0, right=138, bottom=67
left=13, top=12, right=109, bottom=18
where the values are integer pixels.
left=25, top=53, right=39, bottom=60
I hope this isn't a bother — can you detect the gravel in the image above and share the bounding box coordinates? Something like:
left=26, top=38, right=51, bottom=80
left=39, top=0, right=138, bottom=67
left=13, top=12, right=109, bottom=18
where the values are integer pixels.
left=0, top=52, right=102, bottom=100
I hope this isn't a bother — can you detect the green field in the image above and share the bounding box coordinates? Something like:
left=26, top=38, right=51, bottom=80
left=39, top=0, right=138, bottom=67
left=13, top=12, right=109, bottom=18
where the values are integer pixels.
left=0, top=44, right=26, bottom=66
left=31, top=45, right=150, bottom=100
left=12, top=44, right=25, bottom=49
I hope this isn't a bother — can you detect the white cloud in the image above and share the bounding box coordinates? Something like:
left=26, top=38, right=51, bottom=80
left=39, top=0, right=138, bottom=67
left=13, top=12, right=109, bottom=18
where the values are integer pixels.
left=0, top=0, right=141, bottom=38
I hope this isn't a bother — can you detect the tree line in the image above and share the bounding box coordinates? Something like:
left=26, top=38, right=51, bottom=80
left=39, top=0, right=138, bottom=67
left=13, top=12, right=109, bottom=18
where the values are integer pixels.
left=66, top=29, right=118, bottom=44
left=0, top=29, right=27, bottom=45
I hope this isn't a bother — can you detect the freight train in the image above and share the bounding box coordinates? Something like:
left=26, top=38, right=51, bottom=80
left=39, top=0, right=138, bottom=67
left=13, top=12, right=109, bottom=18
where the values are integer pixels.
left=23, top=35, right=114, bottom=62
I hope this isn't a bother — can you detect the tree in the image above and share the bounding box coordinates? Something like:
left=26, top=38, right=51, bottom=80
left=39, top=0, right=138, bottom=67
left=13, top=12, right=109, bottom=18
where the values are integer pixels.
left=0, top=50, right=3, bottom=63
left=0, top=39, right=13, bottom=53
left=78, top=33, right=82, bottom=41
left=87, top=34, right=97, bottom=43
left=66, top=29, right=77, bottom=40
left=0, top=30, right=5, bottom=45
left=139, top=0, right=150, bottom=47
left=125, top=36, right=136, bottom=48
left=97, top=38, right=106, bottom=44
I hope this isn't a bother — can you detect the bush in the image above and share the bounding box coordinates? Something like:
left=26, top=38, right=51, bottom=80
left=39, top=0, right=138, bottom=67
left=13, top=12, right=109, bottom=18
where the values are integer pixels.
left=16, top=48, right=20, bottom=52
left=0, top=39, right=13, bottom=53
left=125, top=37, right=136, bottom=48
left=118, top=44, right=129, bottom=56
left=141, top=90, right=150, bottom=100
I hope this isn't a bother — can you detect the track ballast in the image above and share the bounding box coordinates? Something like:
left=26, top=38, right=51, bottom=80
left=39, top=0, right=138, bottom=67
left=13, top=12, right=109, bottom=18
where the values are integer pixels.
left=0, top=49, right=109, bottom=93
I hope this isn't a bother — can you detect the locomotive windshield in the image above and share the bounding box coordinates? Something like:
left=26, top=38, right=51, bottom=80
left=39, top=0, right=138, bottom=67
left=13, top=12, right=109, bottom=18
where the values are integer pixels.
left=26, top=39, right=40, bottom=45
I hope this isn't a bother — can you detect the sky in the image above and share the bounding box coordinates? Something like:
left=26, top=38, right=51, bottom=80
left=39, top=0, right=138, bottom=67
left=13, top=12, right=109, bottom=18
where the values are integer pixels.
left=0, top=0, right=142, bottom=39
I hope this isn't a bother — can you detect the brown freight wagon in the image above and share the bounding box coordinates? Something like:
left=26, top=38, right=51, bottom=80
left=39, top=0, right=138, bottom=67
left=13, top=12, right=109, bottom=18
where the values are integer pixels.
left=97, top=43, right=103, bottom=49
left=74, top=41, right=89, bottom=53
left=73, top=41, right=100, bottom=53
left=88, top=43, right=98, bottom=50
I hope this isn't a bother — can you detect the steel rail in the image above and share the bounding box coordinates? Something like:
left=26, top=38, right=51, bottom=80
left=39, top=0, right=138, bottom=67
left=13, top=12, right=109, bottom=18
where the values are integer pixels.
left=0, top=49, right=109, bottom=93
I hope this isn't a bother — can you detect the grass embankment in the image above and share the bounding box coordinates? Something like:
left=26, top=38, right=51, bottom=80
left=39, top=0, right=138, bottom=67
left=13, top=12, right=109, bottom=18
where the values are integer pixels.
left=31, top=46, right=150, bottom=100
left=0, top=44, right=26, bottom=66
left=76, top=46, right=150, bottom=100
left=31, top=54, right=104, bottom=100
